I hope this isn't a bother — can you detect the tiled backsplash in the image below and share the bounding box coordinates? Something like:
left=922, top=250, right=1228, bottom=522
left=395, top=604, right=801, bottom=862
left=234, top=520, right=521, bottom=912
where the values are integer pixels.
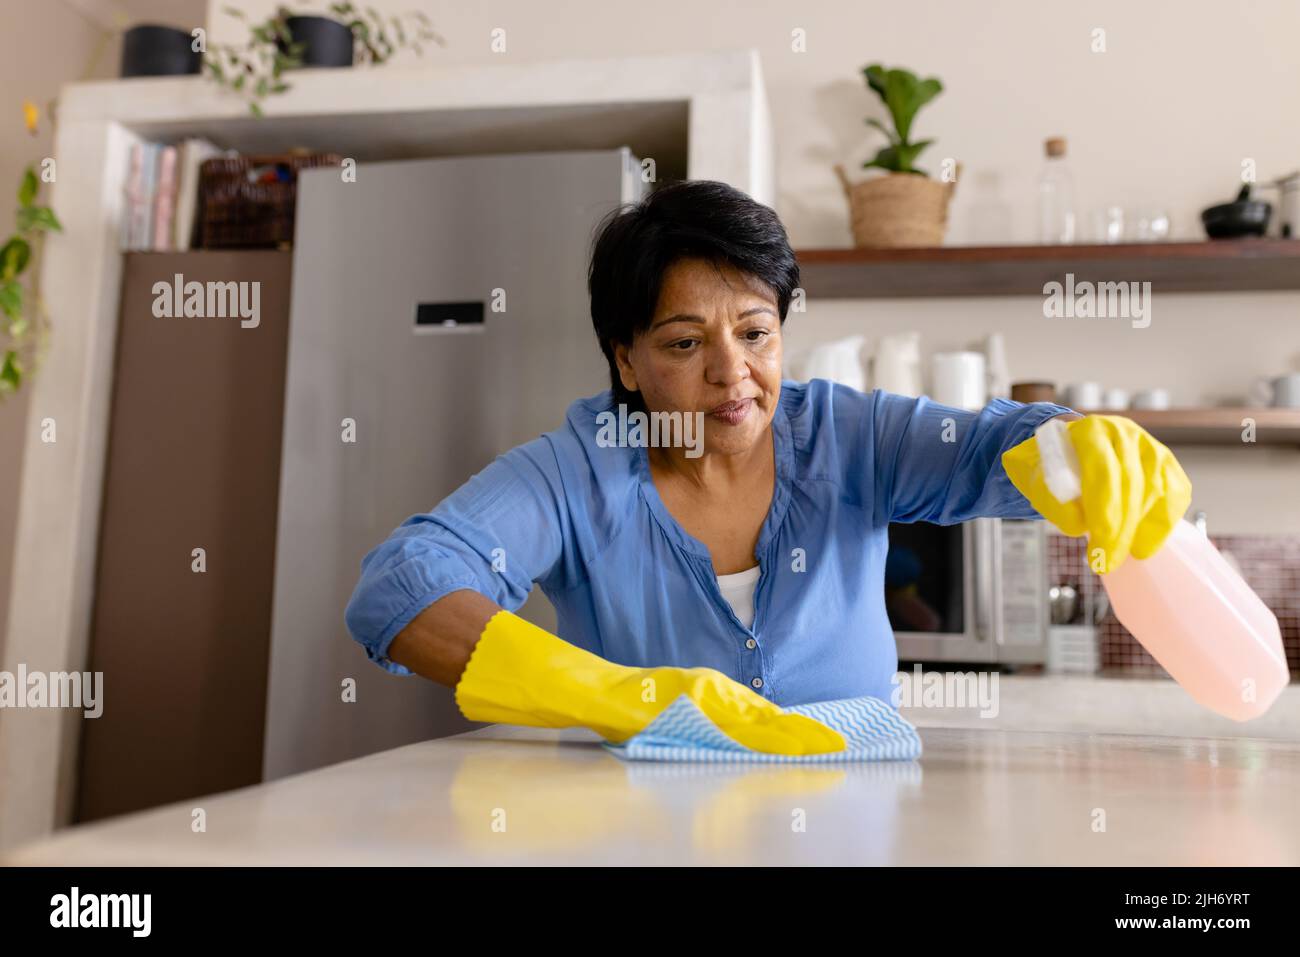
left=1046, top=532, right=1300, bottom=676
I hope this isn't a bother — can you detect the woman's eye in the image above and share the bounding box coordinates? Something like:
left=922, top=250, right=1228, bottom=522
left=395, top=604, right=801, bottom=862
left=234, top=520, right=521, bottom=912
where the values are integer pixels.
left=669, top=339, right=697, bottom=351
left=744, top=329, right=770, bottom=342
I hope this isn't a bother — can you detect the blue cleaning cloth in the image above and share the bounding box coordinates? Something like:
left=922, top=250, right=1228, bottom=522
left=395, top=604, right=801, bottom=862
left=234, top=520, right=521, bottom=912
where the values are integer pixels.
left=602, top=694, right=922, bottom=764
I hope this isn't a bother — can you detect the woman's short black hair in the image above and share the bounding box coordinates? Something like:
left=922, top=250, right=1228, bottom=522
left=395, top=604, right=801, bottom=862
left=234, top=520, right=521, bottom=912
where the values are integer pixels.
left=587, top=179, right=800, bottom=412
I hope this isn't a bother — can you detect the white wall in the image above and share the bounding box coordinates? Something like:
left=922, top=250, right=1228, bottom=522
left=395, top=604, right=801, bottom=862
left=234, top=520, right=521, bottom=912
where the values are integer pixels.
left=204, top=0, right=1300, bottom=534
left=0, top=1, right=123, bottom=661
left=206, top=0, right=1300, bottom=243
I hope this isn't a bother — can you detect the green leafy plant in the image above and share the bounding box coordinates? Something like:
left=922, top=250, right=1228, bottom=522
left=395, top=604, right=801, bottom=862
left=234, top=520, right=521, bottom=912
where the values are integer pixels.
left=860, top=64, right=943, bottom=176
left=1, top=166, right=62, bottom=396
left=208, top=3, right=445, bottom=116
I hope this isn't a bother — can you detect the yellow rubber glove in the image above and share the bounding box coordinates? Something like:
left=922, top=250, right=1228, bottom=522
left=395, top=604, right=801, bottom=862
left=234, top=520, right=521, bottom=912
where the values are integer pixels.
left=1001, top=414, right=1192, bottom=573
left=455, top=610, right=847, bottom=756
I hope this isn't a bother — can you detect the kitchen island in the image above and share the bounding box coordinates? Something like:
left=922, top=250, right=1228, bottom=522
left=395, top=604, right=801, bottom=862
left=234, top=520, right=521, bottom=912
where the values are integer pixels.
left=6, top=721, right=1298, bottom=866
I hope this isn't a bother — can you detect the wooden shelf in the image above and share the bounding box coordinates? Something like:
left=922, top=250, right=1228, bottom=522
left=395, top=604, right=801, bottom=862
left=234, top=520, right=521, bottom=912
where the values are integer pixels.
left=1073, top=408, right=1300, bottom=446
left=796, top=239, right=1300, bottom=298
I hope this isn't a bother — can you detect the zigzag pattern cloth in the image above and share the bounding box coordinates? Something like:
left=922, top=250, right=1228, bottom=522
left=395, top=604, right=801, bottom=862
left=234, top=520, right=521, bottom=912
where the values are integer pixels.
left=602, top=693, right=922, bottom=763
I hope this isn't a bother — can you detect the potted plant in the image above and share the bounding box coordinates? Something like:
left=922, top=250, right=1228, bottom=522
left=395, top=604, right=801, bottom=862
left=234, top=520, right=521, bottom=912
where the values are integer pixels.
left=834, top=64, right=955, bottom=248
left=279, top=13, right=354, bottom=67
left=120, top=24, right=203, bottom=77
left=206, top=3, right=445, bottom=115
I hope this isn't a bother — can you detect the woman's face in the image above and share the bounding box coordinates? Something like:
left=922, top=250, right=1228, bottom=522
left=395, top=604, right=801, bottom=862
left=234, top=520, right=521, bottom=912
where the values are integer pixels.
left=614, top=257, right=783, bottom=458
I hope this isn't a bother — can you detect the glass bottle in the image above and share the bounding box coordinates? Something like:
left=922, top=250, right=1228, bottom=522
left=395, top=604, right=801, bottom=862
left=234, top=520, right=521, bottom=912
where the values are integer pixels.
left=1038, top=137, right=1076, bottom=244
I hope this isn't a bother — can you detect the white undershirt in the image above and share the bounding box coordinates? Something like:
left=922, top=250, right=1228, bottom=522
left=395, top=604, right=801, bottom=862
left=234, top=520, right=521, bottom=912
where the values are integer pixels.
left=715, top=565, right=762, bottom=629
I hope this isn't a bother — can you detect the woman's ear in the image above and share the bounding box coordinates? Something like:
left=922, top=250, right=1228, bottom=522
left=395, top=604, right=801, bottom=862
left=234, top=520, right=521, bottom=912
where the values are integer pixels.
left=613, top=341, right=638, bottom=394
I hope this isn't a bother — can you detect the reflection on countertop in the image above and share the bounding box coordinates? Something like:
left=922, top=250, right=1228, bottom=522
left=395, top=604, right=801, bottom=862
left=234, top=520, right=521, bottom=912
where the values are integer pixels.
left=6, top=715, right=1298, bottom=866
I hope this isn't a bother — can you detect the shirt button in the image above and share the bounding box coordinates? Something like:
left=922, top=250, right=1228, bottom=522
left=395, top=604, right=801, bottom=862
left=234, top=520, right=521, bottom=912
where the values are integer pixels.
left=751, top=677, right=763, bottom=689
left=745, top=638, right=757, bottom=650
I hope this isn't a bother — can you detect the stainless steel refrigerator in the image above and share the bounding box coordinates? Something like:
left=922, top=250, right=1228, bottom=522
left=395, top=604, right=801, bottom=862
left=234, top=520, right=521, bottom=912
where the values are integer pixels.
left=263, top=149, right=646, bottom=780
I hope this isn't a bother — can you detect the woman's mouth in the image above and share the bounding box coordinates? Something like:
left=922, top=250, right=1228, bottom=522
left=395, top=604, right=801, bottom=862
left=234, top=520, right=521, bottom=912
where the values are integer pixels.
left=708, top=398, right=754, bottom=426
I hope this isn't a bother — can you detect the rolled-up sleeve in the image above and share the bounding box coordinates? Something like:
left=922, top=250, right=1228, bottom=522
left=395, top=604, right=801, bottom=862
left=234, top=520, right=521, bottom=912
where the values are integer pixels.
left=870, top=391, right=1075, bottom=526
left=344, top=436, right=567, bottom=675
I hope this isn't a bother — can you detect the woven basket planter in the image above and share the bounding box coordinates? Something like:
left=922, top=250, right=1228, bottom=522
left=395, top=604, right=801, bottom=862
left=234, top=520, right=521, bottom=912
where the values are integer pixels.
left=835, top=164, right=956, bottom=248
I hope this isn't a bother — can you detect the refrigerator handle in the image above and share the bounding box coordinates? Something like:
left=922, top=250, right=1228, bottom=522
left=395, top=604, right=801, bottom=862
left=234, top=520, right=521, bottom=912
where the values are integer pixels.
left=991, top=519, right=1005, bottom=646
left=972, top=519, right=994, bottom=643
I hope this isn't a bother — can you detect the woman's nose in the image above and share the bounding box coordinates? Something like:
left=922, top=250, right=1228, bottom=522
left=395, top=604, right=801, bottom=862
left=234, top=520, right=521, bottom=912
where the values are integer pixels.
left=702, top=332, right=754, bottom=384
left=703, top=337, right=750, bottom=385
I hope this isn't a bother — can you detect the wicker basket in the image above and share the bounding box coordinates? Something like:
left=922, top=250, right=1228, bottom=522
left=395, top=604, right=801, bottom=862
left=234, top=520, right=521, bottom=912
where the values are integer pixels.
left=834, top=164, right=956, bottom=248
left=198, top=152, right=342, bottom=249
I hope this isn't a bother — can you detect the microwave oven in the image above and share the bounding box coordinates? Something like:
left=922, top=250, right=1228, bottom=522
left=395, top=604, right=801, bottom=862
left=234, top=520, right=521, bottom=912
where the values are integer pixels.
left=887, top=518, right=1049, bottom=665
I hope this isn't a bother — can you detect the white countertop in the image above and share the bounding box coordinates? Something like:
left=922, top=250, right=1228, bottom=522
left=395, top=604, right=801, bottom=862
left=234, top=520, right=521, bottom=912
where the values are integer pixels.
left=900, top=674, right=1300, bottom=740
left=7, top=719, right=1299, bottom=866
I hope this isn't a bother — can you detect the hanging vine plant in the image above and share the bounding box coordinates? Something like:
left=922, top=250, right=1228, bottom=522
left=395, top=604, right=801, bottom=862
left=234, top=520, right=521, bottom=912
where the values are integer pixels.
left=1, top=107, right=62, bottom=396
left=205, top=4, right=445, bottom=116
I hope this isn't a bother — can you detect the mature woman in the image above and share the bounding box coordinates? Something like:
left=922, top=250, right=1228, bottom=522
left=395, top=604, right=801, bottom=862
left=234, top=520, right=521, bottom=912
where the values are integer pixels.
left=345, top=180, right=1190, bottom=755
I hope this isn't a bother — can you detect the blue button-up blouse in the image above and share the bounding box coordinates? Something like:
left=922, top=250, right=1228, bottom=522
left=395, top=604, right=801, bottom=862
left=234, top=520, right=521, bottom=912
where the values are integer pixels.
left=344, top=379, right=1072, bottom=706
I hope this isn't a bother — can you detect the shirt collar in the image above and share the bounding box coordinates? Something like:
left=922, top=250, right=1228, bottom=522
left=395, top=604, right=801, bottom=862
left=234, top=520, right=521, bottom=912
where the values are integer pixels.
left=634, top=391, right=794, bottom=563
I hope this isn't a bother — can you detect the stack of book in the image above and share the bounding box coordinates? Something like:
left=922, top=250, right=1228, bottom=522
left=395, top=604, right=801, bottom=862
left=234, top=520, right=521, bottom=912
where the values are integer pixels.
left=121, top=138, right=226, bottom=252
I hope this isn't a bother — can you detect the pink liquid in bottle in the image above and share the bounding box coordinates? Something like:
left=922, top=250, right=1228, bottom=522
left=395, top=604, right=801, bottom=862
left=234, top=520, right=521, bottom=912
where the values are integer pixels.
left=1035, top=419, right=1289, bottom=721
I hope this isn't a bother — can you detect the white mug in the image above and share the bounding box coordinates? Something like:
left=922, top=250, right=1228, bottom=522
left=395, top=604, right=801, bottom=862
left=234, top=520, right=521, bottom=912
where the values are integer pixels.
left=1063, top=382, right=1103, bottom=409
left=931, top=352, right=987, bottom=410
left=874, top=332, right=923, bottom=398
left=1131, top=388, right=1170, bottom=410
left=1102, top=388, right=1130, bottom=410
left=1253, top=373, right=1300, bottom=408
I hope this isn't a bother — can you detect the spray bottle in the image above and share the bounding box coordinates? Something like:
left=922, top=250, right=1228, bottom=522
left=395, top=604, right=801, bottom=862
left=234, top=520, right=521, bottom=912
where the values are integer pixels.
left=1034, top=417, right=1289, bottom=720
